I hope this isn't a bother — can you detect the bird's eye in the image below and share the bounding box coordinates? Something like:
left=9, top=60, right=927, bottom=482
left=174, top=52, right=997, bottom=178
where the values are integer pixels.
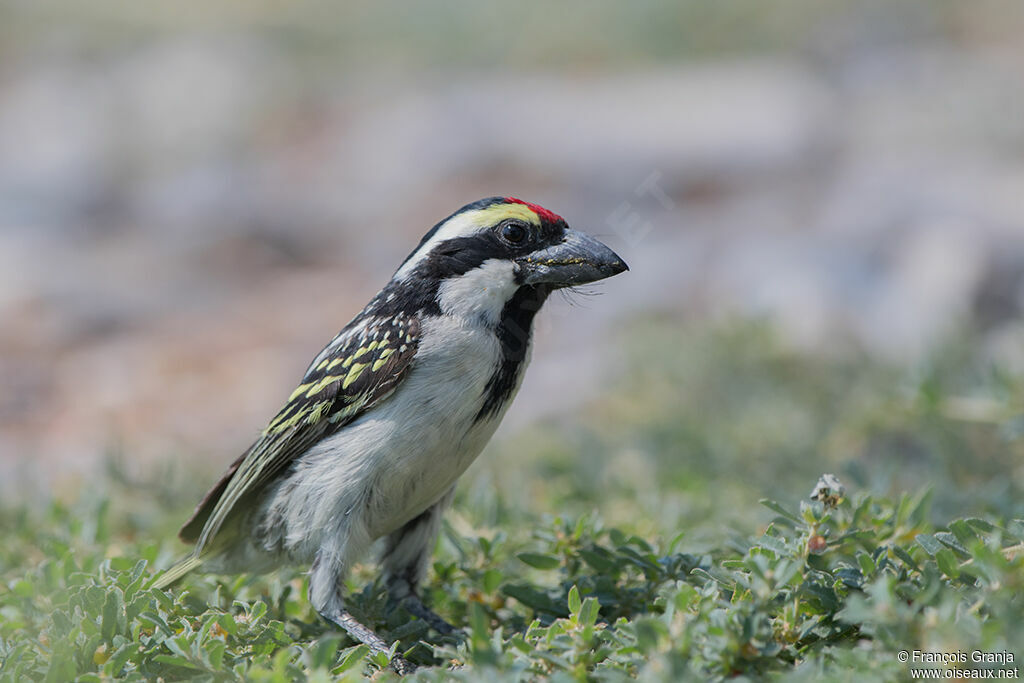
left=501, top=222, right=528, bottom=245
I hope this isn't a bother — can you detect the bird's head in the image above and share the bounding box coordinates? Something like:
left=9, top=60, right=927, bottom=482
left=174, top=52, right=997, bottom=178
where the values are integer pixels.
left=391, top=197, right=628, bottom=323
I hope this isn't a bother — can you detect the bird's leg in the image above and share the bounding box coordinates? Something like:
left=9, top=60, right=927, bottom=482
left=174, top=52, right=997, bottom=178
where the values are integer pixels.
left=399, top=591, right=456, bottom=635
left=309, top=550, right=414, bottom=674
left=319, top=607, right=415, bottom=675
left=381, top=487, right=461, bottom=636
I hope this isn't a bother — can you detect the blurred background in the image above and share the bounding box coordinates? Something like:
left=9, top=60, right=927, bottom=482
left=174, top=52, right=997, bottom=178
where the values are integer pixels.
left=2, top=1, right=1023, bottom=526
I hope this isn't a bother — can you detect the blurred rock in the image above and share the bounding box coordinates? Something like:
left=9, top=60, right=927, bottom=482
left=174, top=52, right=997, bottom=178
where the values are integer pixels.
left=2, top=19, right=1024, bottom=486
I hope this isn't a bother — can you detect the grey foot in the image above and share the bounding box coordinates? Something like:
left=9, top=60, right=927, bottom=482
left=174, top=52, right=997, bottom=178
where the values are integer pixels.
left=402, top=593, right=459, bottom=636
left=322, top=608, right=415, bottom=675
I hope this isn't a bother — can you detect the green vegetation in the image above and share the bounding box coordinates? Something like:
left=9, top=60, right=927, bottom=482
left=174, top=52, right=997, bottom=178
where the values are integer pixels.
left=2, top=321, right=1022, bottom=681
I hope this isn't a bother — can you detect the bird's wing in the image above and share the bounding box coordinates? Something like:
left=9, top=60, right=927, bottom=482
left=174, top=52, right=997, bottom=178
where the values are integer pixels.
left=179, top=312, right=421, bottom=553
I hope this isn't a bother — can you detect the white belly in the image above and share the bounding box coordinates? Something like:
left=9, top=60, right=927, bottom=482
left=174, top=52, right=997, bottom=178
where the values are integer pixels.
left=254, top=316, right=529, bottom=562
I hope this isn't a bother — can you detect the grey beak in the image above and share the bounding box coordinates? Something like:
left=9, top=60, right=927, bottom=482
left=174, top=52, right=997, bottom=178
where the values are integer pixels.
left=519, top=229, right=629, bottom=288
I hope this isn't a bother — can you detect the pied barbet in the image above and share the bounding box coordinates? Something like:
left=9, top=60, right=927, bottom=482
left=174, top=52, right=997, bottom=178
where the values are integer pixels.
left=155, top=197, right=628, bottom=673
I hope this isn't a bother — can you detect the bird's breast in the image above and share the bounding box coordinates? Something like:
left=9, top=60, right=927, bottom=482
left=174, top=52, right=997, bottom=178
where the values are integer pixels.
left=269, top=315, right=531, bottom=549
left=360, top=316, right=529, bottom=534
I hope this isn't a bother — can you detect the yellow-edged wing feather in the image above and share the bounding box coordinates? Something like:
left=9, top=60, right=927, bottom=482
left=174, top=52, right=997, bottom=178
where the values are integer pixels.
left=154, top=313, right=420, bottom=588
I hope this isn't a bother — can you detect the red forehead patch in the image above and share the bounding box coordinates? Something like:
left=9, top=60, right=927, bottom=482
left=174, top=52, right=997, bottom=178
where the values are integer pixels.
left=504, top=197, right=564, bottom=224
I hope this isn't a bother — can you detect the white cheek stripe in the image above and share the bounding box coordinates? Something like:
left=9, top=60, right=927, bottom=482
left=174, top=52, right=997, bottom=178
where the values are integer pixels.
left=436, top=259, right=519, bottom=325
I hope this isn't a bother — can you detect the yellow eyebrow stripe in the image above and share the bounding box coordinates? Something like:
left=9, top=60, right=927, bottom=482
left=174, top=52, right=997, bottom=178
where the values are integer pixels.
left=467, top=204, right=540, bottom=226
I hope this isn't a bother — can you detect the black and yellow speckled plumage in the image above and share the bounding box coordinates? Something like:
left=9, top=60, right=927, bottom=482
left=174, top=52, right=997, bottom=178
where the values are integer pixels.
left=156, top=197, right=627, bottom=674
left=179, top=313, right=420, bottom=548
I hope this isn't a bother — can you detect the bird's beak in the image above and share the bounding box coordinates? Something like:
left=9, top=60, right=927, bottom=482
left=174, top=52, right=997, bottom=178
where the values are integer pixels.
left=518, top=229, right=629, bottom=288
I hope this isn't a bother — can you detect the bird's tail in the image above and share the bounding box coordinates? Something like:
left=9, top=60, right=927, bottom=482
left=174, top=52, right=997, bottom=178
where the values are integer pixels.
left=151, top=554, right=203, bottom=590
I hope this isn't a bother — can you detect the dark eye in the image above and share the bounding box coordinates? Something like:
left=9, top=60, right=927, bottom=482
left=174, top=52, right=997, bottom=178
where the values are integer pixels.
left=501, top=222, right=528, bottom=244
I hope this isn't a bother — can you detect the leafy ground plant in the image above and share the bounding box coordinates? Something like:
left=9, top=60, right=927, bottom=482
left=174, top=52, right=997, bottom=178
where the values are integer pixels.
left=1, top=474, right=1021, bottom=681
left=2, top=321, right=1022, bottom=680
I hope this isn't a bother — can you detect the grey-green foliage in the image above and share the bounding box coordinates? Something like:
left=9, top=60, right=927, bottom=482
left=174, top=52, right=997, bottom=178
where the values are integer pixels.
left=2, top=321, right=1022, bottom=680
left=2, top=490, right=1021, bottom=681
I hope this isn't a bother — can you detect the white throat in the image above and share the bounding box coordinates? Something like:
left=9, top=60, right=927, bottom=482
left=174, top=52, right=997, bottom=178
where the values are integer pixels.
left=435, top=259, right=519, bottom=326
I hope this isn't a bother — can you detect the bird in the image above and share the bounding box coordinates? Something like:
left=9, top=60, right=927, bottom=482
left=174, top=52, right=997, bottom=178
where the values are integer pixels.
left=154, top=196, right=629, bottom=673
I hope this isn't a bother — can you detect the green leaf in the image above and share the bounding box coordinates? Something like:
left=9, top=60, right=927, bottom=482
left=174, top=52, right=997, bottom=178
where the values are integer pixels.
left=217, top=612, right=237, bottom=637
left=934, top=532, right=969, bottom=558
left=534, top=650, right=573, bottom=670
left=502, top=584, right=560, bottom=614
left=152, top=654, right=206, bottom=671
left=50, top=609, right=73, bottom=639
left=164, top=635, right=193, bottom=660
left=578, top=548, right=616, bottom=573
left=83, top=586, right=106, bottom=614
left=935, top=549, right=960, bottom=579
left=834, top=567, right=864, bottom=589
left=104, top=642, right=135, bottom=678
left=205, top=639, right=226, bottom=669
left=100, top=588, right=125, bottom=642
left=468, top=601, right=490, bottom=652
left=915, top=534, right=944, bottom=556
left=760, top=499, right=802, bottom=524
left=964, top=518, right=996, bottom=535
left=948, top=519, right=978, bottom=547
left=44, top=651, right=77, bottom=683
left=482, top=568, right=503, bottom=594
left=905, top=489, right=933, bottom=525
left=857, top=552, right=875, bottom=577
left=335, top=644, right=370, bottom=674
left=755, top=534, right=790, bottom=558
left=578, top=597, right=600, bottom=629
left=631, top=618, right=665, bottom=653
left=891, top=545, right=920, bottom=572
left=567, top=585, right=582, bottom=616
left=307, top=633, right=344, bottom=670
left=516, top=552, right=561, bottom=570
left=799, top=582, right=839, bottom=613
left=12, top=580, right=34, bottom=598
left=107, top=556, right=135, bottom=572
